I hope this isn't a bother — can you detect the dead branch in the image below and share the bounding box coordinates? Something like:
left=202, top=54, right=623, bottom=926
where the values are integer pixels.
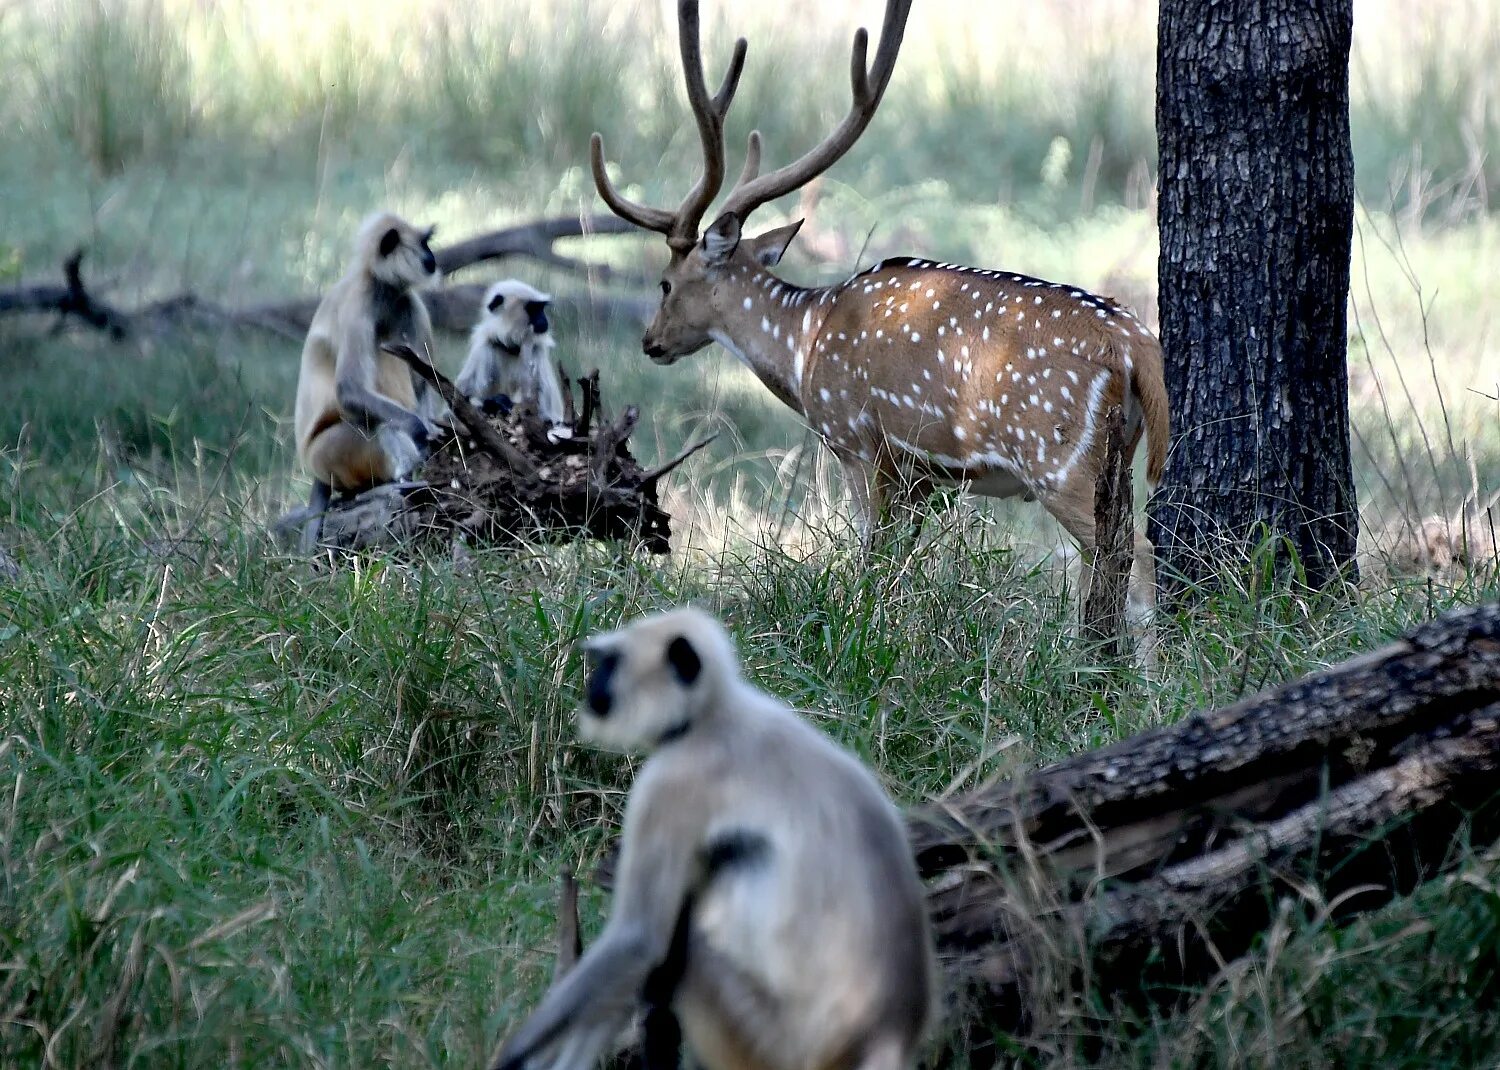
left=383, top=342, right=538, bottom=478
left=285, top=365, right=694, bottom=557
left=554, top=868, right=582, bottom=982
left=435, top=214, right=645, bottom=286
left=0, top=217, right=657, bottom=340
left=641, top=434, right=719, bottom=486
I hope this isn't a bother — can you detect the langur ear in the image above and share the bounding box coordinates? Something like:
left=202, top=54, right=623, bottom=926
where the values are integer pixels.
left=379, top=228, right=402, bottom=257
left=666, top=635, right=702, bottom=685
left=487, top=293, right=505, bottom=312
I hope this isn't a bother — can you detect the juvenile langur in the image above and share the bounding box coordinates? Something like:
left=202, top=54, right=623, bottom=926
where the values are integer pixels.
left=493, top=608, right=936, bottom=1070
left=456, top=279, right=567, bottom=428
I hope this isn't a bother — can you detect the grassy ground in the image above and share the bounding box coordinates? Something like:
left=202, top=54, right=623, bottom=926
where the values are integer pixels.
left=3, top=1, right=1500, bottom=1067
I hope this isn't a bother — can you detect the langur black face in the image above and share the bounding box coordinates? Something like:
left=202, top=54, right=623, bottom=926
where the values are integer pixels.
left=368, top=215, right=439, bottom=287
left=585, top=649, right=621, bottom=717
left=481, top=282, right=554, bottom=351
left=577, top=624, right=705, bottom=753
left=417, top=226, right=437, bottom=275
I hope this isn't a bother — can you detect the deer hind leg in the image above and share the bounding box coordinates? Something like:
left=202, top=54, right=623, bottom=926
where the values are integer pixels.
left=1039, top=478, right=1099, bottom=605
left=1044, top=477, right=1158, bottom=644
left=1129, top=531, right=1158, bottom=624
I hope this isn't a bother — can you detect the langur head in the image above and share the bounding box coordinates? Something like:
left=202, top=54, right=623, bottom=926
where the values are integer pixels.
left=576, top=607, right=740, bottom=753
left=356, top=211, right=439, bottom=288
left=478, top=279, right=554, bottom=353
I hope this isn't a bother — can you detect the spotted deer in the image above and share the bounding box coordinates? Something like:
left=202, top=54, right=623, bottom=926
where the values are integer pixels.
left=593, top=0, right=1169, bottom=602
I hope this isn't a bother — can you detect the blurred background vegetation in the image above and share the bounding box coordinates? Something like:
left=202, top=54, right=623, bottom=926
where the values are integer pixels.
left=2, top=2, right=1498, bottom=1066
left=2, top=0, right=1495, bottom=547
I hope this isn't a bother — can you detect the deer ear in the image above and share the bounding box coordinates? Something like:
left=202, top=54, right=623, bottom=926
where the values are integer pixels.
left=744, top=219, right=804, bottom=267
left=700, top=212, right=743, bottom=265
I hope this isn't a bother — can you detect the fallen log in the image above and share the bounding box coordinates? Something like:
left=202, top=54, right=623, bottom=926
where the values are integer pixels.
left=0, top=216, right=656, bottom=340
left=279, top=344, right=713, bottom=556
left=581, top=602, right=1500, bottom=1059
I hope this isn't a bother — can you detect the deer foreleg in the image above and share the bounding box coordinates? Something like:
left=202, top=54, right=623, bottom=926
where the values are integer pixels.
left=840, top=458, right=880, bottom=551
left=868, top=467, right=933, bottom=559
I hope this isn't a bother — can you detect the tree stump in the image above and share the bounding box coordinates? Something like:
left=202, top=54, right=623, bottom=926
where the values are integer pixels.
left=279, top=345, right=713, bottom=557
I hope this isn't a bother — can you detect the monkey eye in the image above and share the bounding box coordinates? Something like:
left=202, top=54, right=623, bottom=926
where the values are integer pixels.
left=660, top=279, right=672, bottom=297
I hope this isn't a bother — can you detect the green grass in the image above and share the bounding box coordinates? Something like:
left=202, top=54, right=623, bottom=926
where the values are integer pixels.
left=3, top=0, right=1500, bottom=1066
left=3, top=471, right=1499, bottom=1066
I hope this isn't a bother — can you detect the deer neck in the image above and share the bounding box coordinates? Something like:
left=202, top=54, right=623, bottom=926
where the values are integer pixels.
left=709, top=267, right=835, bottom=417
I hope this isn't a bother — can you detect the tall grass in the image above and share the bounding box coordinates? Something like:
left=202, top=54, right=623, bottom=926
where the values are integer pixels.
left=1, top=457, right=1497, bottom=1066
left=9, top=0, right=1499, bottom=217
left=22, top=0, right=193, bottom=176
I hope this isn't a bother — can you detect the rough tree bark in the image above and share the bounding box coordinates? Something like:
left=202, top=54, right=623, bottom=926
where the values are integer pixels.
left=1149, top=0, right=1359, bottom=592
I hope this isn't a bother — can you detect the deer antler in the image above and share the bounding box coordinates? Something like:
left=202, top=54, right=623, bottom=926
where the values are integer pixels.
left=719, top=0, right=912, bottom=222
left=590, top=1, right=749, bottom=253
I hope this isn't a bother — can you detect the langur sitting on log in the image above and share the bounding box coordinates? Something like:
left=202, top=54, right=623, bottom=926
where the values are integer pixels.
left=291, top=211, right=444, bottom=550
left=457, top=279, right=569, bottom=437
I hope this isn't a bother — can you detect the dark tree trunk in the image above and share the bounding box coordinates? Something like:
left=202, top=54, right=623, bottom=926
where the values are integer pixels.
left=1149, top=0, right=1359, bottom=591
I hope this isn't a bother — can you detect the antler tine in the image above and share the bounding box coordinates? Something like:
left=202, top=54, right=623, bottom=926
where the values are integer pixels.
left=589, top=133, right=677, bottom=236
left=849, top=27, right=871, bottom=101
left=670, top=1, right=748, bottom=247
left=865, top=0, right=910, bottom=98
left=721, top=0, right=913, bottom=222
left=712, top=36, right=749, bottom=113
left=736, top=130, right=763, bottom=188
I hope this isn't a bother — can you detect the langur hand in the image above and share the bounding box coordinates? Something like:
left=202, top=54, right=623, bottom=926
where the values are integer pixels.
left=410, top=416, right=445, bottom=455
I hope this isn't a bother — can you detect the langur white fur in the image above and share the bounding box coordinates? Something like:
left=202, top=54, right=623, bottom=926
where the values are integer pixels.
left=292, top=211, right=443, bottom=549
left=457, top=279, right=566, bottom=427
left=493, top=608, right=936, bottom=1070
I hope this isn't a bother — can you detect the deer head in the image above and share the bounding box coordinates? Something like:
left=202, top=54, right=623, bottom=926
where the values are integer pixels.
left=592, top=0, right=912, bottom=365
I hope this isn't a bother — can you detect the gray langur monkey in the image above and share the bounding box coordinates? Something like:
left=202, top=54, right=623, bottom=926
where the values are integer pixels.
left=292, top=211, right=444, bottom=550
left=492, top=607, right=936, bottom=1070
left=456, top=279, right=567, bottom=429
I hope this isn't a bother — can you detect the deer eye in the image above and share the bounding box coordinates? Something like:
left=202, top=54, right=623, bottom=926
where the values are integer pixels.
left=660, top=280, right=672, bottom=297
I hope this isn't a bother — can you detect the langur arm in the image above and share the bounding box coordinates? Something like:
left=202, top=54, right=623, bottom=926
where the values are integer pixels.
left=497, top=787, right=703, bottom=1070
left=334, top=324, right=426, bottom=438
left=298, top=479, right=332, bottom=554
left=456, top=345, right=497, bottom=401
left=535, top=353, right=566, bottom=426
left=493, top=925, right=656, bottom=1070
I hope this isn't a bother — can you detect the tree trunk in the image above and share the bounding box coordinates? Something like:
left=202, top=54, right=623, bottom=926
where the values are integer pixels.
left=1149, top=0, right=1359, bottom=592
